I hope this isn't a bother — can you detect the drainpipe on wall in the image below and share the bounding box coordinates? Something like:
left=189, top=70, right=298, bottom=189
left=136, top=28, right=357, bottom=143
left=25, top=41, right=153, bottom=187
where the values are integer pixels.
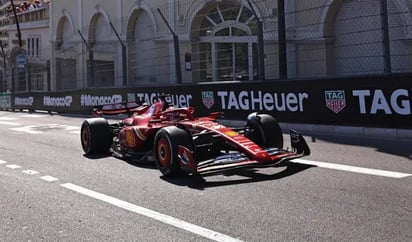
left=10, top=0, right=22, bottom=48
left=78, top=30, right=95, bottom=87
left=10, top=0, right=26, bottom=92
left=380, top=0, right=392, bottom=74
left=109, top=21, right=127, bottom=86
left=0, top=41, right=6, bottom=92
left=277, top=0, right=288, bottom=80
left=247, top=0, right=265, bottom=81
left=157, top=8, right=182, bottom=84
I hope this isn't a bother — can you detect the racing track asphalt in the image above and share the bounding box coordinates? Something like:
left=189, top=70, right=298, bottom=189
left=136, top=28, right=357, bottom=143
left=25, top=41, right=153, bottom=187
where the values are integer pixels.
left=0, top=110, right=411, bottom=241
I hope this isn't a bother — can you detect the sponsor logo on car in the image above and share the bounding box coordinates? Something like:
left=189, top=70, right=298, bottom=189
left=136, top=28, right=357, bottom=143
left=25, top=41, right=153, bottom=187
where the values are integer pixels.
left=201, top=91, right=215, bottom=109
left=325, top=90, right=346, bottom=114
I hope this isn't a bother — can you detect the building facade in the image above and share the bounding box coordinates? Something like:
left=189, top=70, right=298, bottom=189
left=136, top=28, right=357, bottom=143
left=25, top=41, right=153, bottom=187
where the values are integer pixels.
left=19, top=0, right=412, bottom=91
left=0, top=0, right=50, bottom=93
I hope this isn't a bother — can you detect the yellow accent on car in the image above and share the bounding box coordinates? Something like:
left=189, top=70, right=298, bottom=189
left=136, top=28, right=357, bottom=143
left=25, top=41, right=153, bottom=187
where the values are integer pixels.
left=225, top=131, right=238, bottom=137
left=126, top=130, right=136, bottom=146
left=134, top=127, right=148, bottom=141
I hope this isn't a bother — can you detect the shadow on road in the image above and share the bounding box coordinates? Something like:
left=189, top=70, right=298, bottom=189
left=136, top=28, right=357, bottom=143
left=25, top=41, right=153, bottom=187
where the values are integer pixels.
left=84, top=153, right=159, bottom=170
left=122, top=160, right=158, bottom=170
left=161, top=162, right=313, bottom=190
left=83, top=153, right=112, bottom=159
left=308, top=134, right=412, bottom=160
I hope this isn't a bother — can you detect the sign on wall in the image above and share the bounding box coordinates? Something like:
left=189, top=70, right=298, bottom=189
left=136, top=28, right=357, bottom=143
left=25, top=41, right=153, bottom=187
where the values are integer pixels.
left=0, top=93, right=11, bottom=109
left=10, top=75, right=412, bottom=128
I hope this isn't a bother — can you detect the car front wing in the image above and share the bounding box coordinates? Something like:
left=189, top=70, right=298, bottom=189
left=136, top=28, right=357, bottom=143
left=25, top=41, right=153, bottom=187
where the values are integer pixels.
left=178, top=130, right=310, bottom=175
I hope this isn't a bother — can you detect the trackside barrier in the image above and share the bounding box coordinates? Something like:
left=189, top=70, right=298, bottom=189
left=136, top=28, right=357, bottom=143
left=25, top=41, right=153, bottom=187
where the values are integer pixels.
left=0, top=92, right=11, bottom=110
left=5, top=75, right=412, bottom=129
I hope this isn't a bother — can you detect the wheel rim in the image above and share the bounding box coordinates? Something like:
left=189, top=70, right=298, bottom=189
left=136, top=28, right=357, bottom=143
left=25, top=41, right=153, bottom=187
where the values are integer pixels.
left=81, top=126, right=90, bottom=151
left=157, top=138, right=171, bottom=167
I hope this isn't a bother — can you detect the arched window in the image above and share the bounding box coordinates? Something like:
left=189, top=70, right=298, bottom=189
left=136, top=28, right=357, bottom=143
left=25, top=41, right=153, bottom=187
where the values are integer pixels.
left=333, top=0, right=383, bottom=76
left=126, top=7, right=159, bottom=86
left=55, top=16, right=77, bottom=90
left=198, top=4, right=258, bottom=81
left=89, top=13, right=115, bottom=87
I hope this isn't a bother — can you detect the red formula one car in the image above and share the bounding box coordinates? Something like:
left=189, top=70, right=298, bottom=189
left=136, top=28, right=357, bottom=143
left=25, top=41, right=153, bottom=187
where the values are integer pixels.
left=80, top=96, right=310, bottom=177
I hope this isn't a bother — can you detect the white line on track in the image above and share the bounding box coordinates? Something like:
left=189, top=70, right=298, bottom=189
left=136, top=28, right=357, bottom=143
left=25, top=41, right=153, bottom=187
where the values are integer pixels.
left=40, top=176, right=59, bottom=182
left=0, top=121, right=21, bottom=126
left=62, top=125, right=79, bottom=131
left=20, top=114, right=45, bottom=118
left=292, top=159, right=411, bottom=179
left=0, top=160, right=7, bottom=164
left=61, top=183, right=244, bottom=242
left=0, top=117, right=18, bottom=121
left=10, top=126, right=43, bottom=134
left=22, top=170, right=40, bottom=175
left=6, top=164, right=21, bottom=169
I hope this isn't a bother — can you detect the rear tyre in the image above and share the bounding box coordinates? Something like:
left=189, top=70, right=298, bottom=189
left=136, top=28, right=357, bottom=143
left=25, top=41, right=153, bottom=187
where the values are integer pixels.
left=81, top=118, right=112, bottom=155
left=154, top=126, right=193, bottom=177
left=246, top=113, right=283, bottom=149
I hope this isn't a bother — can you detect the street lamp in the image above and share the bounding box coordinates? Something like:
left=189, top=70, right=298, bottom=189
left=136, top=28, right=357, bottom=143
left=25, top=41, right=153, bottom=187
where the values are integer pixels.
left=0, top=40, right=6, bottom=92
left=9, top=0, right=22, bottom=47
left=78, top=30, right=95, bottom=87
left=9, top=0, right=28, bottom=92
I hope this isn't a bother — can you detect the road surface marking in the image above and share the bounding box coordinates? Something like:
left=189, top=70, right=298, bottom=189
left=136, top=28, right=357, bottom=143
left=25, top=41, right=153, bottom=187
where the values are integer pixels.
left=62, top=125, right=79, bottom=131
left=40, top=176, right=59, bottom=182
left=61, top=183, right=244, bottom=242
left=0, top=160, right=7, bottom=164
left=63, top=125, right=80, bottom=134
left=22, top=170, right=39, bottom=175
left=0, top=117, right=18, bottom=121
left=20, top=114, right=45, bottom=118
left=10, top=124, right=80, bottom=135
left=6, top=164, right=21, bottom=169
left=11, top=126, right=43, bottom=134
left=0, top=121, right=21, bottom=126
left=292, top=159, right=411, bottom=179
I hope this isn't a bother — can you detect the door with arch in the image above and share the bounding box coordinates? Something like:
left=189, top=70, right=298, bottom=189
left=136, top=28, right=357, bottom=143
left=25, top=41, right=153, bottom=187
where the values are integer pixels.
left=197, top=4, right=258, bottom=81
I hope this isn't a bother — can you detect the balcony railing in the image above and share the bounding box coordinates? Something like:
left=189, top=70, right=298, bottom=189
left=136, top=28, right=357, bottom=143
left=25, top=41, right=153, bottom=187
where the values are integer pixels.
left=8, top=6, right=49, bottom=24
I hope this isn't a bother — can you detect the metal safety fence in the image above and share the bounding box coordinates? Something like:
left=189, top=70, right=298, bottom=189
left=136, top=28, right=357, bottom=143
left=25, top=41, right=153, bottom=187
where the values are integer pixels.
left=0, top=0, right=412, bottom=129
left=0, top=0, right=410, bottom=93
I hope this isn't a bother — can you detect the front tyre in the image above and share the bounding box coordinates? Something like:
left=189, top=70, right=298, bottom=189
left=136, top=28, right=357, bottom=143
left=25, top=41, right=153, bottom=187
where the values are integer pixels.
left=246, top=113, right=283, bottom=149
left=154, top=126, right=193, bottom=177
left=81, top=118, right=112, bottom=155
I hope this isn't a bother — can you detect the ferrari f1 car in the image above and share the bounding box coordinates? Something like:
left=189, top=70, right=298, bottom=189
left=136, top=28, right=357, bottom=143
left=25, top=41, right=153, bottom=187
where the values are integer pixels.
left=80, top=96, right=310, bottom=177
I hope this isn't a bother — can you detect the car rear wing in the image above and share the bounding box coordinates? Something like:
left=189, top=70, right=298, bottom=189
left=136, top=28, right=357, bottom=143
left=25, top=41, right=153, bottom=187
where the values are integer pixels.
left=93, top=101, right=148, bottom=117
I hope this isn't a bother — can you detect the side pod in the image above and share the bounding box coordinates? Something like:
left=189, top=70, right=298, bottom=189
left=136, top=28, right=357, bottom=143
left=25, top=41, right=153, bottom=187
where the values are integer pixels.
left=290, top=130, right=311, bottom=156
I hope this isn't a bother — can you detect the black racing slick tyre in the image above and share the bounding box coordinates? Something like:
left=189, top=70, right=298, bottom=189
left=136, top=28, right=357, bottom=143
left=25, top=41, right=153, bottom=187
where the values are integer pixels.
left=246, top=113, right=283, bottom=149
left=154, top=126, right=193, bottom=177
left=81, top=118, right=112, bottom=155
